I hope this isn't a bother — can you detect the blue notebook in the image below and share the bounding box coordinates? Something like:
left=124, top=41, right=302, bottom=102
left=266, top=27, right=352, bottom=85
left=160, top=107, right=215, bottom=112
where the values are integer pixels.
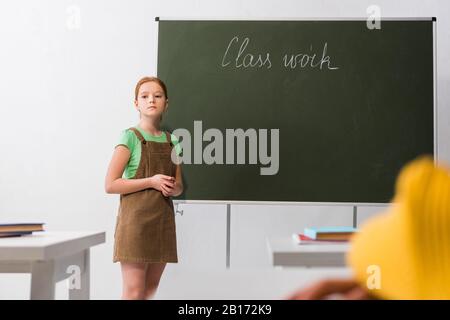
left=304, top=227, right=357, bottom=240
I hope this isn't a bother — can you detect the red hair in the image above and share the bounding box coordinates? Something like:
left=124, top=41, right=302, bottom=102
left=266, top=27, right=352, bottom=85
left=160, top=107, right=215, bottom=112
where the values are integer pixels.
left=134, top=76, right=168, bottom=100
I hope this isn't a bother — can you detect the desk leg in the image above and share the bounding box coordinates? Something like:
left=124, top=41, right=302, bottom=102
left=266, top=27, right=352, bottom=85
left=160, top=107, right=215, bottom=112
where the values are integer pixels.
left=30, top=260, right=55, bottom=300
left=69, top=249, right=90, bottom=300
left=226, top=204, right=231, bottom=269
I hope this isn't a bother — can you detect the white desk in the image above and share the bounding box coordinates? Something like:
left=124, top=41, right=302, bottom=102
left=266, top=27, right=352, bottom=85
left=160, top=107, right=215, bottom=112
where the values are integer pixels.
left=267, top=237, right=349, bottom=268
left=0, top=231, right=105, bottom=300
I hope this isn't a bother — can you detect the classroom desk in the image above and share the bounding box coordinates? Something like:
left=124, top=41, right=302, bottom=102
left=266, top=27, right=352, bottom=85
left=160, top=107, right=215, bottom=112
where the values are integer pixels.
left=155, top=266, right=352, bottom=300
left=0, top=231, right=105, bottom=300
left=267, top=237, right=350, bottom=268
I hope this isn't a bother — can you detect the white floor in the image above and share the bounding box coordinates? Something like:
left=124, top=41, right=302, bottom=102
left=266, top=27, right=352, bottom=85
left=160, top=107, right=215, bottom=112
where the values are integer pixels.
left=155, top=266, right=352, bottom=300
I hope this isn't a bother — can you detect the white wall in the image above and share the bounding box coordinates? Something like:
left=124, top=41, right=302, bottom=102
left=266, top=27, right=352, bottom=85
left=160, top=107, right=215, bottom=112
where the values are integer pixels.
left=0, top=0, right=448, bottom=299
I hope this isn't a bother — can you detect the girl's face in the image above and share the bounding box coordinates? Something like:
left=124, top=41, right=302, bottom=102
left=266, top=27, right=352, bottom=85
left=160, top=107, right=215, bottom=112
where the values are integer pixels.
left=134, top=81, right=168, bottom=120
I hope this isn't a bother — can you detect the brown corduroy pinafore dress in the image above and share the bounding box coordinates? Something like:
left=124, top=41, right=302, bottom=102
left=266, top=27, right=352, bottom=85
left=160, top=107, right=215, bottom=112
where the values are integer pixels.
left=113, top=127, right=178, bottom=263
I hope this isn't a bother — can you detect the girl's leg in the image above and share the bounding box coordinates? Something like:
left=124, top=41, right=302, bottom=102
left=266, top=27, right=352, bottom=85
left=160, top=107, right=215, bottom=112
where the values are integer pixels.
left=120, top=262, right=147, bottom=300
left=143, top=262, right=166, bottom=299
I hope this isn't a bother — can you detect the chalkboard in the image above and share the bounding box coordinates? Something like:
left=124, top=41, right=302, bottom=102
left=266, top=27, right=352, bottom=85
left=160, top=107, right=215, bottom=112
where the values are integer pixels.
left=157, top=19, right=435, bottom=203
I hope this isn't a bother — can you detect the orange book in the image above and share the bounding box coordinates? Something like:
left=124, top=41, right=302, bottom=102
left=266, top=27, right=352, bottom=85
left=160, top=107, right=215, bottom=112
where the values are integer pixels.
left=292, top=233, right=349, bottom=244
left=0, top=223, right=44, bottom=233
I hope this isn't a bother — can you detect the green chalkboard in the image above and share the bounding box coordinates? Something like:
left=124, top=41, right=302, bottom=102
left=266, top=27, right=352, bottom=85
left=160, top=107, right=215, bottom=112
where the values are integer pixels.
left=157, top=19, right=434, bottom=203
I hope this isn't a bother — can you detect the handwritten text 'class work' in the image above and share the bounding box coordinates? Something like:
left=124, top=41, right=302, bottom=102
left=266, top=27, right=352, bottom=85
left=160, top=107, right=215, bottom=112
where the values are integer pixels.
left=221, top=36, right=340, bottom=71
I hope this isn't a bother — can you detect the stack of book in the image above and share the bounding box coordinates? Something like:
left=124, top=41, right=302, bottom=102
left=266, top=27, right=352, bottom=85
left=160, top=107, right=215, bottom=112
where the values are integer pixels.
left=293, top=226, right=357, bottom=244
left=0, top=223, right=45, bottom=238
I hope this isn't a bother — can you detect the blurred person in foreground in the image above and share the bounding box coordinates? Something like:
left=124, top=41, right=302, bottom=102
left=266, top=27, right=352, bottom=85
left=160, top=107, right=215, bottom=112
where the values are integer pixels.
left=288, top=156, right=450, bottom=300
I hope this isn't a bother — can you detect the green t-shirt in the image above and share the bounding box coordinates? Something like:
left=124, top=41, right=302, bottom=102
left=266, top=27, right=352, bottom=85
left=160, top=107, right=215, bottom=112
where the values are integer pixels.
left=116, top=126, right=182, bottom=179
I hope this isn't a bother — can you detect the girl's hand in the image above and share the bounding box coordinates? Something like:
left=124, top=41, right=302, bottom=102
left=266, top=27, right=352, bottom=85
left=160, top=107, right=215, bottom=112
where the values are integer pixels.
left=149, top=174, right=175, bottom=197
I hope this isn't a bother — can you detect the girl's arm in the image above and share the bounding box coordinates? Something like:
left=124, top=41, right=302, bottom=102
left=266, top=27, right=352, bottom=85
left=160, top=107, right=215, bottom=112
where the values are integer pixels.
left=172, top=165, right=184, bottom=197
left=105, top=145, right=153, bottom=194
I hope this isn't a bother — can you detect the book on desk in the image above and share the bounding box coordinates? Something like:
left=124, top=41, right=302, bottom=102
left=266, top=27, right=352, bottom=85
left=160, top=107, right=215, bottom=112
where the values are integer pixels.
left=293, top=226, right=357, bottom=244
left=0, top=223, right=45, bottom=238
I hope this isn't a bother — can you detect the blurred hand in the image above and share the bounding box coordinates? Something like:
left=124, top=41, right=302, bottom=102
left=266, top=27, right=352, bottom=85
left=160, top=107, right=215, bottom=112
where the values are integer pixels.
left=286, top=278, right=374, bottom=300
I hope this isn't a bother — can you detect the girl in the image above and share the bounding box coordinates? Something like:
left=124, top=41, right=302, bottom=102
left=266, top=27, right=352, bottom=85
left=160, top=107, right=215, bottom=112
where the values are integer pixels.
left=105, top=76, right=183, bottom=300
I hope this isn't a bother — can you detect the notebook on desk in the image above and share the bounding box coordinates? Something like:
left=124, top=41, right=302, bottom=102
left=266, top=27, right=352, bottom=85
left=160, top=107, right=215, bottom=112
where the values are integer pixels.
left=292, top=233, right=349, bottom=245
left=0, top=223, right=45, bottom=238
left=303, top=227, right=357, bottom=241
